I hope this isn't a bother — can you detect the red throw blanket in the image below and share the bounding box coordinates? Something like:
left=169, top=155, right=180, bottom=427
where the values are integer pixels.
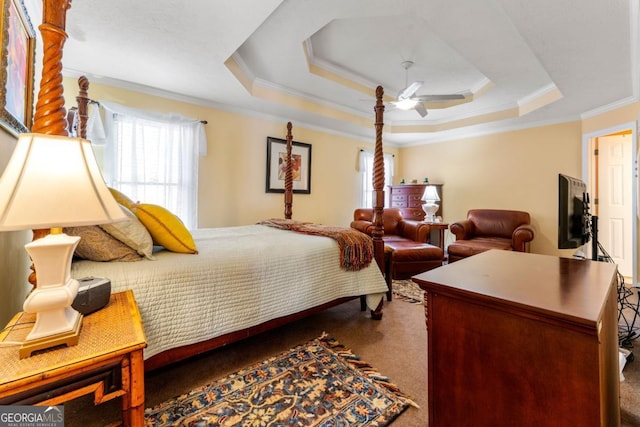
left=258, top=218, right=374, bottom=271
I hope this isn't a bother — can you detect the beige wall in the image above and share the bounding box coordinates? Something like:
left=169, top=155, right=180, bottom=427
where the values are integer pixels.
left=582, top=103, right=640, bottom=135
left=0, top=0, right=41, bottom=324
left=0, top=131, right=33, bottom=325
left=62, top=78, right=397, bottom=228
left=1, top=77, right=638, bottom=325
left=398, top=101, right=640, bottom=275
left=397, top=122, right=584, bottom=257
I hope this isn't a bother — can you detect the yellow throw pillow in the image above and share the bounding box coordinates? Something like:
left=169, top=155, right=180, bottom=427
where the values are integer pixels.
left=108, top=187, right=136, bottom=209
left=132, top=203, right=198, bottom=254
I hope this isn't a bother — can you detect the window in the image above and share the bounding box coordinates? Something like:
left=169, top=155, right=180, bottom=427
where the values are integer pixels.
left=359, top=150, right=394, bottom=208
left=96, top=102, right=206, bottom=230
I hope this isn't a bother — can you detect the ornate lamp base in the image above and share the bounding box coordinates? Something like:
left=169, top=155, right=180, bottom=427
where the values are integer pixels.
left=422, top=202, right=439, bottom=223
left=20, top=232, right=83, bottom=358
left=20, top=311, right=82, bottom=358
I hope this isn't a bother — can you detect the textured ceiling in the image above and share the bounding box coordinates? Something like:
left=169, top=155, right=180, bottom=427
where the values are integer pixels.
left=60, top=0, right=638, bottom=146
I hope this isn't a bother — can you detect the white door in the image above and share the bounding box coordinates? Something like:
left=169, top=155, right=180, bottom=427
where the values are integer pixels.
left=597, top=134, right=633, bottom=278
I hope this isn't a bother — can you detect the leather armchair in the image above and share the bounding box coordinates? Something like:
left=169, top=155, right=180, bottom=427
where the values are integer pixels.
left=447, top=209, right=535, bottom=263
left=351, top=208, right=430, bottom=243
left=351, top=208, right=444, bottom=300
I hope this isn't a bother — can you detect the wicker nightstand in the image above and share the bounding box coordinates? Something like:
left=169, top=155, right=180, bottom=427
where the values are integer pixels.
left=0, top=290, right=146, bottom=427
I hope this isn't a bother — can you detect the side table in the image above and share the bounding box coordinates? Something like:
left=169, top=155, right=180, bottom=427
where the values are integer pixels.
left=0, top=290, right=146, bottom=427
left=424, top=222, right=448, bottom=249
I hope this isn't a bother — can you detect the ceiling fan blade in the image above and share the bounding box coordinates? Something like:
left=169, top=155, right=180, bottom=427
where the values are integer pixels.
left=414, top=93, right=466, bottom=102
left=414, top=102, right=428, bottom=117
left=398, top=81, right=423, bottom=100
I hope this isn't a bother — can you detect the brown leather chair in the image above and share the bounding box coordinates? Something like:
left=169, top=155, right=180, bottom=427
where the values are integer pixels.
left=351, top=208, right=444, bottom=299
left=447, top=209, right=534, bottom=263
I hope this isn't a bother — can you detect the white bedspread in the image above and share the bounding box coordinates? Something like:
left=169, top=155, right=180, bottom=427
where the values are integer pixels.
left=70, top=225, right=387, bottom=359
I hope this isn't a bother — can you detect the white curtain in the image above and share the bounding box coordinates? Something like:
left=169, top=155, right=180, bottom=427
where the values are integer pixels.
left=358, top=150, right=394, bottom=208
left=98, top=101, right=207, bottom=230
left=86, top=105, right=106, bottom=143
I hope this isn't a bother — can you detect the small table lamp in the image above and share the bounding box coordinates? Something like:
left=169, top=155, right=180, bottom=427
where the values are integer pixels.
left=421, top=185, right=440, bottom=223
left=0, top=133, right=127, bottom=357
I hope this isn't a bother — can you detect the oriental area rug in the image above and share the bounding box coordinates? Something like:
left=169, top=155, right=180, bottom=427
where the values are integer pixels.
left=392, top=280, right=425, bottom=304
left=144, top=334, right=416, bottom=426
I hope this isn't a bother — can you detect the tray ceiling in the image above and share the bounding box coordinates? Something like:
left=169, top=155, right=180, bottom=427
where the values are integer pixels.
left=61, top=0, right=637, bottom=145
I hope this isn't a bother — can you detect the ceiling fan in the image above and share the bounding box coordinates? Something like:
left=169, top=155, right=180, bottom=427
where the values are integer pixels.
left=392, top=61, right=465, bottom=117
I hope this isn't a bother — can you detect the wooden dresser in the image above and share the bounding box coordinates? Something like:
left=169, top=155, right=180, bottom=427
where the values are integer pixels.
left=388, top=184, right=442, bottom=221
left=413, top=250, right=620, bottom=427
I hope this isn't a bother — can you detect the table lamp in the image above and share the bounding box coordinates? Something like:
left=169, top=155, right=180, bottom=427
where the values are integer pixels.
left=0, top=133, right=127, bottom=356
left=421, top=185, right=440, bottom=223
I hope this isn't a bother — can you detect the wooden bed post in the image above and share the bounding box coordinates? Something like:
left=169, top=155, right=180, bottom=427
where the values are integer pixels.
left=28, top=0, right=73, bottom=288
left=372, top=86, right=386, bottom=275
left=31, top=0, right=72, bottom=136
left=76, top=75, right=90, bottom=139
left=284, top=121, right=293, bottom=219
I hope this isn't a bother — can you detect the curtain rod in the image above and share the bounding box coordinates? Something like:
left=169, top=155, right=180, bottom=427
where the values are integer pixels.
left=359, top=149, right=394, bottom=157
left=89, top=99, right=208, bottom=124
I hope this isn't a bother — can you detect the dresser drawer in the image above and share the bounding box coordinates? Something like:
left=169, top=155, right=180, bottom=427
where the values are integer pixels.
left=392, top=187, right=411, bottom=195
left=391, top=194, right=408, bottom=203
left=408, top=194, right=423, bottom=207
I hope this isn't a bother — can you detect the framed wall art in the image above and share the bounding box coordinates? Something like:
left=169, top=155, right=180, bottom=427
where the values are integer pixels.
left=0, top=0, right=35, bottom=136
left=265, top=136, right=312, bottom=194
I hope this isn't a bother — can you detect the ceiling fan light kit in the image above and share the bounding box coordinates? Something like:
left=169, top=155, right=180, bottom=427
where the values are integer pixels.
left=394, top=98, right=419, bottom=110
left=393, top=60, right=462, bottom=117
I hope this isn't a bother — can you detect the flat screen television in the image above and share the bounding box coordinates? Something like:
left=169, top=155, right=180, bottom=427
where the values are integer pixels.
left=558, top=173, right=590, bottom=249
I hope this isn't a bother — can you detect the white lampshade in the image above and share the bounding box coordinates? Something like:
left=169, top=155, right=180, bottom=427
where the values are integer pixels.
left=0, top=133, right=127, bottom=230
left=421, top=185, right=440, bottom=202
left=0, top=133, right=126, bottom=356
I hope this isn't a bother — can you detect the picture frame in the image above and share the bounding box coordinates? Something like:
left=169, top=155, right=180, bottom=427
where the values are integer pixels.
left=266, top=136, right=312, bottom=194
left=0, top=0, right=35, bottom=136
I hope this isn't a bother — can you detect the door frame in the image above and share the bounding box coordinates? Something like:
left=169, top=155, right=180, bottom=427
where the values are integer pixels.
left=582, top=121, right=637, bottom=287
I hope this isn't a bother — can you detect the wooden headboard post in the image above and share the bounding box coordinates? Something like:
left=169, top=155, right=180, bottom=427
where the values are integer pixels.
left=284, top=122, right=293, bottom=219
left=371, top=86, right=385, bottom=273
left=75, top=76, right=90, bottom=138
left=27, top=0, right=73, bottom=288
left=31, top=0, right=72, bottom=136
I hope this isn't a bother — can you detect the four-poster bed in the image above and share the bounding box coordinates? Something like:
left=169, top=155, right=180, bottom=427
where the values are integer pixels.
left=24, top=0, right=390, bottom=373
left=66, top=81, right=390, bottom=371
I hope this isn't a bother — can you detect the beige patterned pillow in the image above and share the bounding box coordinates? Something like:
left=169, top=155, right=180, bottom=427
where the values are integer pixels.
left=99, top=206, right=155, bottom=260
left=65, top=226, right=142, bottom=262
